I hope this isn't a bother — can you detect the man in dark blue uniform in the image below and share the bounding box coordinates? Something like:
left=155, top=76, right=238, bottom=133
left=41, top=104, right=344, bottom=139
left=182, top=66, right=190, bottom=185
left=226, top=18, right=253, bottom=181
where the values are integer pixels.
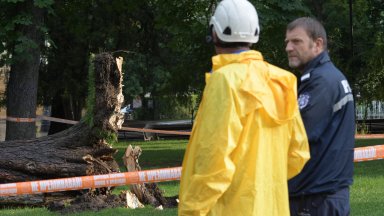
left=285, top=17, right=355, bottom=216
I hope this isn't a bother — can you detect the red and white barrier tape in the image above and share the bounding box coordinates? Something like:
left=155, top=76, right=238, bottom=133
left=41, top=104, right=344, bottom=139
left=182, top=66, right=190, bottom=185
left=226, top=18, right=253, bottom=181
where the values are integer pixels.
left=0, top=167, right=182, bottom=197
left=37, top=115, right=78, bottom=125
left=1, top=116, right=384, bottom=137
left=120, top=126, right=190, bottom=136
left=6, top=117, right=36, bottom=123
left=1, top=116, right=191, bottom=135
left=354, top=144, right=384, bottom=162
left=0, top=116, right=77, bottom=125
left=355, top=134, right=384, bottom=139
left=0, top=144, right=383, bottom=196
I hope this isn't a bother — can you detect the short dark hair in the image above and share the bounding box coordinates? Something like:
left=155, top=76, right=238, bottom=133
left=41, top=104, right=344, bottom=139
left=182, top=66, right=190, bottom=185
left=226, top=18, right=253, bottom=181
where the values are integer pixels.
left=287, top=17, right=327, bottom=49
left=209, top=25, right=252, bottom=49
left=214, top=39, right=252, bottom=49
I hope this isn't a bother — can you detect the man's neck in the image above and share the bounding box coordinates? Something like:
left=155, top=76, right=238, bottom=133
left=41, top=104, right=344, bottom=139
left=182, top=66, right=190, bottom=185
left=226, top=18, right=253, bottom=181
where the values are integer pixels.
left=299, top=51, right=326, bottom=74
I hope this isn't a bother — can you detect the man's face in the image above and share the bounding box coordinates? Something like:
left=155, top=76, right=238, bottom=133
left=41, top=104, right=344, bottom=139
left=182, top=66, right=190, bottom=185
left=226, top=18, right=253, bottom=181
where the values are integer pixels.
left=285, top=27, right=319, bottom=71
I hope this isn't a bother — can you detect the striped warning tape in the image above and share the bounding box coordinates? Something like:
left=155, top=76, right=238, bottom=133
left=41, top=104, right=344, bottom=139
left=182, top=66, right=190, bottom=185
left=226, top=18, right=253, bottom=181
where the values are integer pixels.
left=6, top=116, right=36, bottom=123
left=1, top=116, right=384, bottom=138
left=1, top=116, right=191, bottom=135
left=0, top=145, right=383, bottom=196
left=355, top=134, right=384, bottom=139
left=0, top=167, right=182, bottom=197
left=0, top=116, right=36, bottom=122
left=120, top=126, right=190, bottom=136
left=36, top=117, right=190, bottom=135
left=354, top=144, right=384, bottom=162
left=0, top=116, right=78, bottom=125
left=37, top=115, right=78, bottom=125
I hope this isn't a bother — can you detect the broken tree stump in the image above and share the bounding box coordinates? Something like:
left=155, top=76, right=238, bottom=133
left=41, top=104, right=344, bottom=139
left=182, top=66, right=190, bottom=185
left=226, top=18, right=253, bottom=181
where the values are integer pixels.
left=0, top=53, right=124, bottom=206
left=122, top=145, right=177, bottom=208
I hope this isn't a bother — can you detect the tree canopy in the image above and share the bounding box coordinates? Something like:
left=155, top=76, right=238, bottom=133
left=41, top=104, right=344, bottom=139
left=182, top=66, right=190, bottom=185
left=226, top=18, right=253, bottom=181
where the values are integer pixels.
left=0, top=0, right=383, bottom=133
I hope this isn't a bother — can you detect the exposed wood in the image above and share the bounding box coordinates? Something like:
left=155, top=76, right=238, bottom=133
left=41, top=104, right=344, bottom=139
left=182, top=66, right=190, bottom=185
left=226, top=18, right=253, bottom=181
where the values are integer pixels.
left=122, top=145, right=168, bottom=207
left=125, top=191, right=144, bottom=209
left=0, top=53, right=124, bottom=206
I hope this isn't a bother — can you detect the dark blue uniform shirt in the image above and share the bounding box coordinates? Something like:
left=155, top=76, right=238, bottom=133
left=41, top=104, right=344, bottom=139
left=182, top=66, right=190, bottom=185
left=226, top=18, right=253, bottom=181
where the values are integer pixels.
left=288, top=51, right=355, bottom=196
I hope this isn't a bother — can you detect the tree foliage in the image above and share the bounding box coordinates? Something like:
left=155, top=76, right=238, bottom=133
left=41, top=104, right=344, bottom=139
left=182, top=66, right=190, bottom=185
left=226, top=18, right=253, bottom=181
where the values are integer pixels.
left=251, top=0, right=310, bottom=70
left=306, top=0, right=384, bottom=103
left=353, top=0, right=384, bottom=102
left=0, top=0, right=52, bottom=140
left=1, top=0, right=383, bottom=125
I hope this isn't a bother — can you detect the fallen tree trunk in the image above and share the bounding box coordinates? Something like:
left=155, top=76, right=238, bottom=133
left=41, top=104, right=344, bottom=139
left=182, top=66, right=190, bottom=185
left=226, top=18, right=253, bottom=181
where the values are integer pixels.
left=0, top=53, right=124, bottom=206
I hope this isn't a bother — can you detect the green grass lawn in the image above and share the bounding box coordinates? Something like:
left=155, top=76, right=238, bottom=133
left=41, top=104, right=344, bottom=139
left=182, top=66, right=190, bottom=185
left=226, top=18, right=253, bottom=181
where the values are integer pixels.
left=0, top=138, right=383, bottom=216
left=351, top=138, right=384, bottom=216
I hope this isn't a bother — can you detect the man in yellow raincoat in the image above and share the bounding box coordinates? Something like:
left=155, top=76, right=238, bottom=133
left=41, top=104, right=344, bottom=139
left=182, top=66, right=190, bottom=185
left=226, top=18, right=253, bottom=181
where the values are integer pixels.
left=178, top=0, right=310, bottom=215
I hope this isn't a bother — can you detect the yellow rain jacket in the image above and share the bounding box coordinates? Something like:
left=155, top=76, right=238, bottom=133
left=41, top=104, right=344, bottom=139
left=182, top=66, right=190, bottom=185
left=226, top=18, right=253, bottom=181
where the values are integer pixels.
left=178, top=50, right=310, bottom=216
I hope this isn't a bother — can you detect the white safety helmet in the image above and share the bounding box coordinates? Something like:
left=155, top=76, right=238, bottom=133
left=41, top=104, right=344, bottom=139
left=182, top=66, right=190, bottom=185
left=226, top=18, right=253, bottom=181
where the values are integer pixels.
left=209, top=0, right=260, bottom=43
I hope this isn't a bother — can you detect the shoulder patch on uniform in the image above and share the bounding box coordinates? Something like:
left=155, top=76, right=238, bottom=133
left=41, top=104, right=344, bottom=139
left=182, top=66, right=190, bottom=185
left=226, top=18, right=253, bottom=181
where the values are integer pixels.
left=301, top=73, right=311, bottom=82
left=298, top=93, right=310, bottom=110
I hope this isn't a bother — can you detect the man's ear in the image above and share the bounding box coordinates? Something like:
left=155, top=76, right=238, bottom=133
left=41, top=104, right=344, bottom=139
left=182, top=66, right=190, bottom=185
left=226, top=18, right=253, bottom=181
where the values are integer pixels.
left=315, top=37, right=324, bottom=53
left=212, top=30, right=218, bottom=44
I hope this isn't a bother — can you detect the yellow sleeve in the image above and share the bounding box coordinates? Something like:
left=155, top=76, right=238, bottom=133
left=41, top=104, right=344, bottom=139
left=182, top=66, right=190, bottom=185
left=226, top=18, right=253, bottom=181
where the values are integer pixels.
left=178, top=72, right=242, bottom=216
left=287, top=111, right=310, bottom=179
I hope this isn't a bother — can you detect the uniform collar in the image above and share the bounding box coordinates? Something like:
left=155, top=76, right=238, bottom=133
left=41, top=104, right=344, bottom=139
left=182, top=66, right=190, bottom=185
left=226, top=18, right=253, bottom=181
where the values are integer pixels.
left=302, top=51, right=331, bottom=76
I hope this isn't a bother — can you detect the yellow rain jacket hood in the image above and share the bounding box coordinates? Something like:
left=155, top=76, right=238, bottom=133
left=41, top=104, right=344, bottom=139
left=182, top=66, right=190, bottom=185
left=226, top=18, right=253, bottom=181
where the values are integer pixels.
left=179, top=50, right=310, bottom=216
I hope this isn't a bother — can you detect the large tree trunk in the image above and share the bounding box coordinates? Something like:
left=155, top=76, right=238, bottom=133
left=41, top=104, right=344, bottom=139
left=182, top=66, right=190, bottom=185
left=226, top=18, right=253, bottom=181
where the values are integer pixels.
left=0, top=53, right=124, bottom=206
left=6, top=1, right=44, bottom=140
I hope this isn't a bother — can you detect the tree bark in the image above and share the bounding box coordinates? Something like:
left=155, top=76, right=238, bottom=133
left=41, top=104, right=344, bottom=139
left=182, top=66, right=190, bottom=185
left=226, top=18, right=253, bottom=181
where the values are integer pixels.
left=0, top=53, right=124, bottom=206
left=6, top=1, right=44, bottom=140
